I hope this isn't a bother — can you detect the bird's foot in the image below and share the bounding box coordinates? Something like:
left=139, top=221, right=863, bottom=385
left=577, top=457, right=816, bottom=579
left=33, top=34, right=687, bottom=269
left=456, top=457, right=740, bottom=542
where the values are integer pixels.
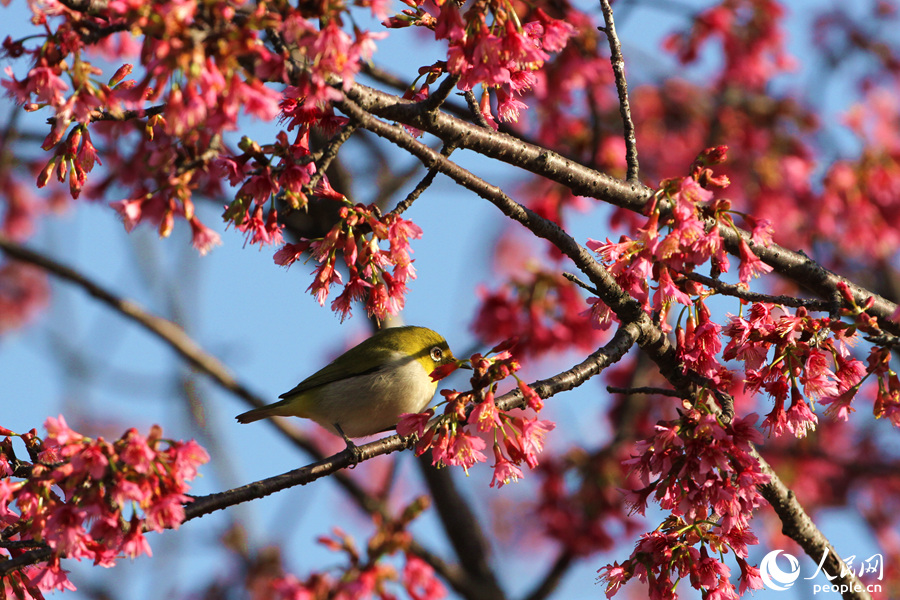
left=335, top=424, right=362, bottom=467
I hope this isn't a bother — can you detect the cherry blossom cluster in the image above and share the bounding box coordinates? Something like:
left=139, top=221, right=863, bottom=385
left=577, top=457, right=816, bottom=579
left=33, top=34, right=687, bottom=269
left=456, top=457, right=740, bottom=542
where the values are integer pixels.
left=817, top=85, right=900, bottom=261
left=274, top=201, right=422, bottom=322
left=472, top=269, right=604, bottom=359
left=722, top=280, right=900, bottom=436
left=0, top=416, right=209, bottom=598
left=585, top=147, right=773, bottom=332
left=383, top=0, right=575, bottom=124
left=598, top=407, right=769, bottom=599
left=398, top=341, right=555, bottom=487
left=2, top=0, right=380, bottom=259
left=219, top=129, right=317, bottom=252
left=251, top=498, right=446, bottom=600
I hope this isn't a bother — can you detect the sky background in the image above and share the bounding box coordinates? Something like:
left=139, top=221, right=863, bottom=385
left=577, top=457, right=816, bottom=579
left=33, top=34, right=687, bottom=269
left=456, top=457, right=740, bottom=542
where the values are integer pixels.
left=0, top=0, right=887, bottom=598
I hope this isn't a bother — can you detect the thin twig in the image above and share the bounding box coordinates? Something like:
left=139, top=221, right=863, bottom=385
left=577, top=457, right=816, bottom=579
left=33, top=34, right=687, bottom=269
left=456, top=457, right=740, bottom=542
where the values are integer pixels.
left=599, top=0, right=640, bottom=182
left=304, top=122, right=359, bottom=196
left=360, top=63, right=473, bottom=122
left=419, top=73, right=461, bottom=113
left=683, top=271, right=834, bottom=310
left=563, top=271, right=600, bottom=295
left=463, top=90, right=492, bottom=129
left=389, top=143, right=456, bottom=216
left=0, top=233, right=264, bottom=409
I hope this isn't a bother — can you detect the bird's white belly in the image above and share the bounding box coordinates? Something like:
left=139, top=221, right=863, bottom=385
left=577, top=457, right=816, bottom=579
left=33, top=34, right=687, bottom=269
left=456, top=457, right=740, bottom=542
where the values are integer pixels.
left=311, top=357, right=437, bottom=438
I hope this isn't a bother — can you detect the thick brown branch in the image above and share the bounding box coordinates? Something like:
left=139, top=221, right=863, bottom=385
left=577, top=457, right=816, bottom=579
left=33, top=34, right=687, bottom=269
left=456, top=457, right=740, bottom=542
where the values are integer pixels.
left=332, top=95, right=875, bottom=599
left=753, top=449, right=871, bottom=600
left=0, top=548, right=53, bottom=578
left=343, top=82, right=900, bottom=336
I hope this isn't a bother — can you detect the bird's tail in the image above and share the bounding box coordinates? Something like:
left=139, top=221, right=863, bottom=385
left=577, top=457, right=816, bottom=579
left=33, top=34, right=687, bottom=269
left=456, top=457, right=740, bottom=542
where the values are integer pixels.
left=235, top=399, right=298, bottom=424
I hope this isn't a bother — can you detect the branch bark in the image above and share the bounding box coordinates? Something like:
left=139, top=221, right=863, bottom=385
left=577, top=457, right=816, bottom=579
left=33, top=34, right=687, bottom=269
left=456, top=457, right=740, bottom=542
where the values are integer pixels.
left=598, top=0, right=639, bottom=182
left=343, top=81, right=900, bottom=337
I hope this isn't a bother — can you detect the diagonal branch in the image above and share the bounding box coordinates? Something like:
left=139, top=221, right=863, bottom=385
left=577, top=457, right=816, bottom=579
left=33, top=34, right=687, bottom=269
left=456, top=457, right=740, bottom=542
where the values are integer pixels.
left=343, top=82, right=900, bottom=336
left=331, top=94, right=874, bottom=600
left=0, top=233, right=263, bottom=409
left=753, top=449, right=870, bottom=600
left=183, top=325, right=639, bottom=519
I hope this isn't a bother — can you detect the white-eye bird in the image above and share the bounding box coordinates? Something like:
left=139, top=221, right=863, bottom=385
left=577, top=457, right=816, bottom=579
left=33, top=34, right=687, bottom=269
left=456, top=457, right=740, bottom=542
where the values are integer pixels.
left=235, top=326, right=458, bottom=439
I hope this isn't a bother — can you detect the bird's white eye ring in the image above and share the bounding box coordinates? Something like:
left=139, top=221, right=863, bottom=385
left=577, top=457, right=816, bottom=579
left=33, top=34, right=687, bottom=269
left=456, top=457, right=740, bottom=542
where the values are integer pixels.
left=430, top=347, right=443, bottom=361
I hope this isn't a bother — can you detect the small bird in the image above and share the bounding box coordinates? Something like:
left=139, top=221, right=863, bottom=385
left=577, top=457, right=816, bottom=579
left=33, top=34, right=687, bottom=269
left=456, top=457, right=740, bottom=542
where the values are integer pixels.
left=235, top=326, right=459, bottom=441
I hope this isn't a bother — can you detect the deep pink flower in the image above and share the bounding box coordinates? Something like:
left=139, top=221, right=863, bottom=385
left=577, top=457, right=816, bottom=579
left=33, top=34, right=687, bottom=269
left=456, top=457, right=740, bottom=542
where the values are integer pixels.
left=121, top=516, right=153, bottom=558
left=737, top=557, right=765, bottom=594
left=532, top=9, right=577, bottom=53
left=654, top=267, right=693, bottom=308
left=188, top=216, right=222, bottom=255
left=785, top=388, right=818, bottom=438
left=44, top=415, right=83, bottom=446
left=143, top=493, right=189, bottom=532
left=445, top=431, right=487, bottom=474
left=516, top=417, right=555, bottom=468
left=274, top=241, right=311, bottom=267
left=30, top=558, right=77, bottom=593
left=397, top=410, right=434, bottom=438
left=120, top=429, right=155, bottom=474
left=597, top=562, right=629, bottom=598
left=109, top=198, right=146, bottom=232
left=470, top=396, right=501, bottom=432
left=489, top=445, right=524, bottom=488
left=737, top=237, right=773, bottom=284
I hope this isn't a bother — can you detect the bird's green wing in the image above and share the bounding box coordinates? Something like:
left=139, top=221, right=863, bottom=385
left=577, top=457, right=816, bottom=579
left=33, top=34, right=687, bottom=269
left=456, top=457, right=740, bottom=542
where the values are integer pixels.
left=278, top=333, right=402, bottom=399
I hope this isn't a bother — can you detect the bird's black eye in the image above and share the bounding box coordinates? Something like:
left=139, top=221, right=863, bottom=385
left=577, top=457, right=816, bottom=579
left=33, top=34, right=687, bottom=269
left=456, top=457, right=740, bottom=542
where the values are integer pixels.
left=430, top=346, right=443, bottom=361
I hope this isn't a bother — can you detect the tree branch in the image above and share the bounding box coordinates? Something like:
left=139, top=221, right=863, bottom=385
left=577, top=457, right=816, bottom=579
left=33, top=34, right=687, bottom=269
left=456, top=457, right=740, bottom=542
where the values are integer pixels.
left=463, top=90, right=492, bottom=129
left=389, top=143, right=456, bottom=216
left=598, top=0, right=639, bottom=182
left=417, top=458, right=507, bottom=600
left=753, top=448, right=871, bottom=600
left=331, top=92, right=876, bottom=600
left=0, top=233, right=264, bottom=409
left=304, top=122, right=359, bottom=196
left=682, top=271, right=835, bottom=311
left=522, top=550, right=575, bottom=600
left=343, top=82, right=900, bottom=336
left=183, top=325, right=639, bottom=519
